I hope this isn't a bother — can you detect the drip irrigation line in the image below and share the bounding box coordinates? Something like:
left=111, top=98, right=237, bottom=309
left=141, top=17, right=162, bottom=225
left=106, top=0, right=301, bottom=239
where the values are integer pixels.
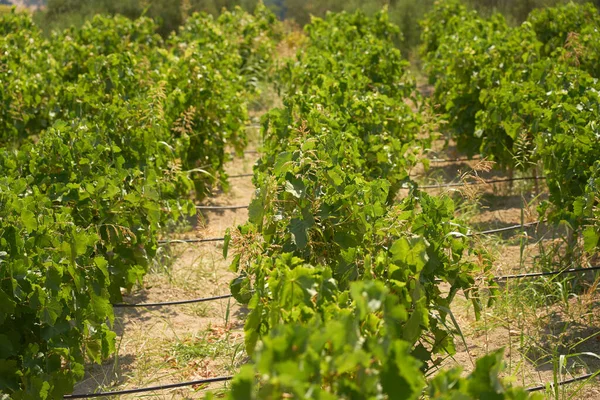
left=229, top=173, right=253, bottom=178
left=435, top=265, right=600, bottom=284
left=429, top=156, right=481, bottom=163
left=166, top=218, right=543, bottom=246
left=158, top=218, right=544, bottom=246
left=420, top=176, right=546, bottom=189
left=156, top=221, right=540, bottom=246
left=494, top=265, right=600, bottom=281
left=63, top=375, right=233, bottom=399
left=112, top=293, right=233, bottom=308
left=468, top=220, right=542, bottom=236
left=110, top=264, right=598, bottom=308
left=196, top=205, right=249, bottom=210
left=192, top=190, right=548, bottom=218
left=526, top=372, right=596, bottom=392
left=229, top=150, right=260, bottom=157
left=158, top=237, right=225, bottom=244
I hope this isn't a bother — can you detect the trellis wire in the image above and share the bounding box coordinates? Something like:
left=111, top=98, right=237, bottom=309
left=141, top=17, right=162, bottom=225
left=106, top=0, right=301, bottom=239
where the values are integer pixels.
left=420, top=176, right=546, bottom=189
left=157, top=237, right=225, bottom=244
left=157, top=219, right=541, bottom=245
left=62, top=364, right=597, bottom=397
left=526, top=372, right=596, bottom=392
left=63, top=376, right=233, bottom=399
left=111, top=265, right=600, bottom=309
left=112, top=293, right=233, bottom=308
left=196, top=205, right=249, bottom=210
left=494, top=265, right=600, bottom=281
left=230, top=149, right=259, bottom=156
left=90, top=269, right=598, bottom=397
left=226, top=173, right=545, bottom=185
left=234, top=153, right=480, bottom=161
left=468, top=220, right=542, bottom=236
left=429, top=156, right=481, bottom=163
left=229, top=173, right=253, bottom=178
left=195, top=175, right=549, bottom=212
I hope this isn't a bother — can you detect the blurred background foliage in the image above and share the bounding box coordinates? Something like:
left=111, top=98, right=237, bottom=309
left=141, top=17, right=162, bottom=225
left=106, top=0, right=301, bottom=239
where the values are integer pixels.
left=7, top=0, right=599, bottom=58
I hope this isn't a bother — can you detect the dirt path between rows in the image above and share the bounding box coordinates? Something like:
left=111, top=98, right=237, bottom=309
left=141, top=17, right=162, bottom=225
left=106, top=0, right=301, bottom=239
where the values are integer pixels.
left=72, top=138, right=260, bottom=399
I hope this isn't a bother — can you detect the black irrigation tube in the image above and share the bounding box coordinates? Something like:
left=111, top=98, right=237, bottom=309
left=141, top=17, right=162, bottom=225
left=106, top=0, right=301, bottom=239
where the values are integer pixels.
left=420, top=176, right=546, bottom=189
left=468, top=220, right=542, bottom=236
left=193, top=177, right=548, bottom=212
left=234, top=153, right=478, bottom=161
left=229, top=173, right=253, bottom=178
left=157, top=237, right=225, bottom=244
left=62, top=369, right=596, bottom=398
left=157, top=220, right=543, bottom=245
left=112, top=265, right=600, bottom=308
left=110, top=264, right=600, bottom=308
left=196, top=205, right=249, bottom=210
left=435, top=265, right=600, bottom=285
left=429, top=156, right=481, bottom=163
left=229, top=150, right=260, bottom=157
left=526, top=372, right=597, bottom=392
left=235, top=153, right=473, bottom=160
left=63, top=376, right=234, bottom=399
left=62, top=351, right=596, bottom=398
left=494, top=265, right=600, bottom=281
left=227, top=171, right=545, bottom=184
left=112, top=293, right=233, bottom=308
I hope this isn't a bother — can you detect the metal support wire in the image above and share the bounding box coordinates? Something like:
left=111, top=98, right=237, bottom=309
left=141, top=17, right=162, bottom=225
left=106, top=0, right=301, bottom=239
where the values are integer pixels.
left=420, top=176, right=546, bottom=189
left=194, top=175, right=550, bottom=213
left=229, top=173, right=253, bottom=178
left=468, top=221, right=542, bottom=236
left=196, top=205, right=249, bottom=210
left=157, top=220, right=543, bottom=246
left=220, top=175, right=547, bottom=192
left=62, top=351, right=597, bottom=398
left=158, top=237, right=225, bottom=244
left=116, top=266, right=599, bottom=307
left=112, top=294, right=233, bottom=308
left=111, top=265, right=600, bottom=308
left=63, top=376, right=233, bottom=399
left=234, top=152, right=473, bottom=161
left=429, top=156, right=481, bottom=163
left=526, top=372, right=597, bottom=392
left=229, top=150, right=259, bottom=157
left=62, top=366, right=597, bottom=398
left=494, top=265, right=600, bottom=281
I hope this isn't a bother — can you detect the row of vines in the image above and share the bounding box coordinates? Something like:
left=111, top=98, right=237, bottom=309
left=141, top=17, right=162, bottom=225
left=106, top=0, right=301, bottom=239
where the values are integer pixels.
left=0, top=5, right=278, bottom=398
left=220, top=10, right=542, bottom=400
left=420, top=0, right=600, bottom=253
left=220, top=2, right=600, bottom=397
left=1, top=0, right=599, bottom=398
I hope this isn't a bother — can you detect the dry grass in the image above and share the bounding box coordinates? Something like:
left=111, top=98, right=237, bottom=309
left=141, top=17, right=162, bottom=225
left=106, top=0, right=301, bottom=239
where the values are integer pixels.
left=418, top=146, right=600, bottom=399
